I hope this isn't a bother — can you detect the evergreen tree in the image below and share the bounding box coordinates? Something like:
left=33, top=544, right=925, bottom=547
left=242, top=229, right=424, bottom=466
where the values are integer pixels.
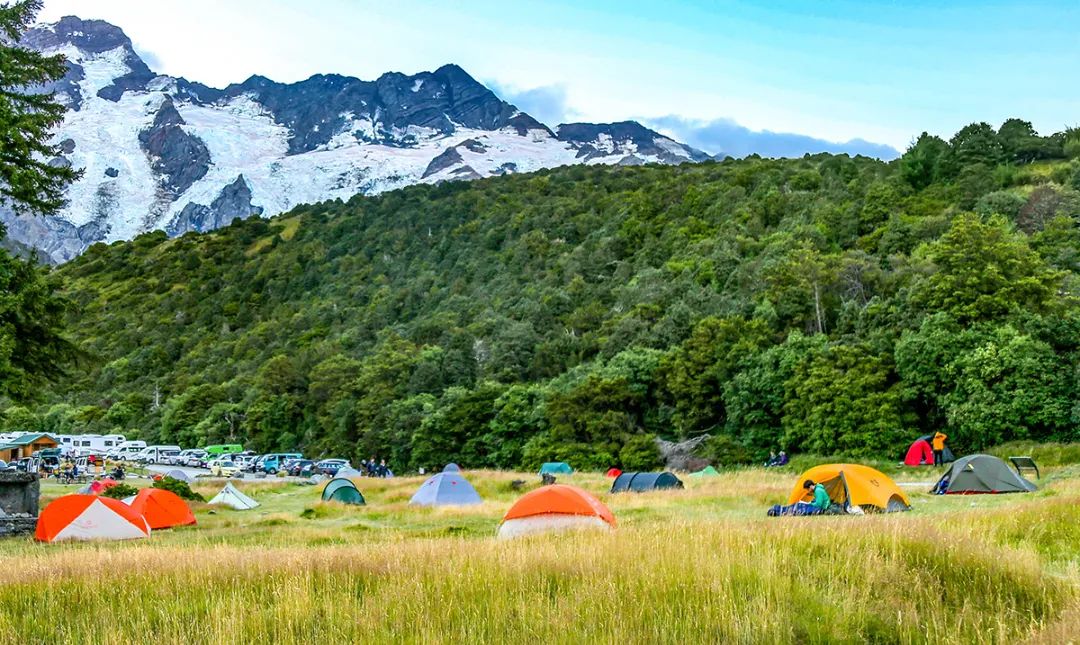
left=0, top=0, right=80, bottom=215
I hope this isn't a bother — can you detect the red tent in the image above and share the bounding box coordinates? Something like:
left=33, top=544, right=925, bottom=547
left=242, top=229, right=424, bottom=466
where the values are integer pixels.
left=605, top=468, right=622, bottom=478
left=904, top=439, right=933, bottom=466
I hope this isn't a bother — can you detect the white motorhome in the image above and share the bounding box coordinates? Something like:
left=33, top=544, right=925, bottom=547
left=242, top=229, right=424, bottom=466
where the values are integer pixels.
left=56, top=434, right=127, bottom=457
left=107, top=440, right=147, bottom=460
left=134, top=445, right=182, bottom=465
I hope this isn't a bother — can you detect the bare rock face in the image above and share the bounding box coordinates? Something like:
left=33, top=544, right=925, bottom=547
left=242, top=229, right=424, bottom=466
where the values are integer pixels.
left=139, top=96, right=211, bottom=196
left=655, top=435, right=712, bottom=471
left=168, top=175, right=263, bottom=235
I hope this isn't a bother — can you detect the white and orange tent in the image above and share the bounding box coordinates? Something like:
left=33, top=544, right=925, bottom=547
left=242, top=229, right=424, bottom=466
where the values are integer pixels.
left=497, top=484, right=616, bottom=539
left=36, top=495, right=150, bottom=543
left=126, top=488, right=196, bottom=530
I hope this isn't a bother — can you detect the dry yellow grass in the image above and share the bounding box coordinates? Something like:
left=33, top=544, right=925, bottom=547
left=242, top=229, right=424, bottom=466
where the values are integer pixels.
left=2, top=467, right=1078, bottom=643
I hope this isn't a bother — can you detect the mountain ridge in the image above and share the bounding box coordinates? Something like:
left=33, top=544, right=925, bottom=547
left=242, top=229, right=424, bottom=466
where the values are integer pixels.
left=5, top=15, right=711, bottom=262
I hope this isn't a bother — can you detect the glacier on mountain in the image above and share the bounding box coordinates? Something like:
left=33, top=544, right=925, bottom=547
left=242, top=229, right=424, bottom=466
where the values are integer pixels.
left=3, top=16, right=711, bottom=263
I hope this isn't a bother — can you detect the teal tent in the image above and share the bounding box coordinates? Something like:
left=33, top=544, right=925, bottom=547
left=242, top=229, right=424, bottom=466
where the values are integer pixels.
left=322, top=478, right=366, bottom=505
left=611, top=472, right=684, bottom=493
left=689, top=466, right=720, bottom=478
left=539, top=462, right=573, bottom=476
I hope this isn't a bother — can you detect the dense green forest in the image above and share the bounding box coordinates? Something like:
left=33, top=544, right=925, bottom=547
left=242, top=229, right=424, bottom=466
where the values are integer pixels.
left=5, top=119, right=1080, bottom=470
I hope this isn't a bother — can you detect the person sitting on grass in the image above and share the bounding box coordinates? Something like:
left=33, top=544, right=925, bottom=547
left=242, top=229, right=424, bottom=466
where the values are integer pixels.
left=764, top=451, right=778, bottom=467
left=776, top=451, right=789, bottom=466
left=766, top=479, right=832, bottom=517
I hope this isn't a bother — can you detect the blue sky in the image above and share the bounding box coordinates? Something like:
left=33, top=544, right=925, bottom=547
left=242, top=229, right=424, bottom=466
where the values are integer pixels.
left=40, top=0, right=1080, bottom=158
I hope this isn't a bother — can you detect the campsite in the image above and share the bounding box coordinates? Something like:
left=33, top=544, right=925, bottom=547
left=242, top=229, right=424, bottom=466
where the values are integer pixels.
left=0, top=448, right=1078, bottom=642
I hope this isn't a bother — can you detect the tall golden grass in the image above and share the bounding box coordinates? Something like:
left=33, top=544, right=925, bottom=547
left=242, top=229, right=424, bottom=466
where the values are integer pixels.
left=1, top=468, right=1077, bottom=643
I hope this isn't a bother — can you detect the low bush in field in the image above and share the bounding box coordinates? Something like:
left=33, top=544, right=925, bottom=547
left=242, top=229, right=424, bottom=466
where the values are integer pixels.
left=153, top=477, right=205, bottom=502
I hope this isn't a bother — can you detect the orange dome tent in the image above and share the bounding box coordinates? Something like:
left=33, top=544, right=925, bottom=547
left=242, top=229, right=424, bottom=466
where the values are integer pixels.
left=497, top=484, right=615, bottom=539
left=36, top=495, right=150, bottom=543
left=787, top=464, right=910, bottom=513
left=605, top=468, right=622, bottom=478
left=127, top=488, right=196, bottom=530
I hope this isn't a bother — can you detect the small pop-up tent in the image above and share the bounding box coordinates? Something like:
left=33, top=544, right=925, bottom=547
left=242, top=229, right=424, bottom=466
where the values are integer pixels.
left=605, top=468, right=622, bottom=478
left=207, top=482, right=259, bottom=510
left=788, top=464, right=910, bottom=513
left=127, top=488, right=196, bottom=529
left=322, top=477, right=366, bottom=505
left=498, top=484, right=615, bottom=539
left=934, top=455, right=1037, bottom=494
left=918, top=434, right=955, bottom=463
left=36, top=495, right=150, bottom=543
left=903, top=439, right=934, bottom=466
left=77, top=479, right=119, bottom=495
left=610, top=472, right=684, bottom=493
left=165, top=469, right=195, bottom=484
left=409, top=464, right=482, bottom=506
left=689, top=466, right=720, bottom=478
left=538, top=462, right=573, bottom=476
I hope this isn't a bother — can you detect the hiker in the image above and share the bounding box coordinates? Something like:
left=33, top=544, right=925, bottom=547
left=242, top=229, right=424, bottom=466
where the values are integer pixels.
left=932, top=431, right=948, bottom=466
left=767, top=479, right=831, bottom=517
left=378, top=459, right=389, bottom=477
left=776, top=451, right=789, bottom=466
left=764, top=451, right=778, bottom=467
left=794, top=479, right=833, bottom=516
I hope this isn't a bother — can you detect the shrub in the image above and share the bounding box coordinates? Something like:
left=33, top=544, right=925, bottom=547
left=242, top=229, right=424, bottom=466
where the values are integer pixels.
left=152, top=477, right=205, bottom=502
left=618, top=434, right=662, bottom=471
left=100, top=483, right=139, bottom=500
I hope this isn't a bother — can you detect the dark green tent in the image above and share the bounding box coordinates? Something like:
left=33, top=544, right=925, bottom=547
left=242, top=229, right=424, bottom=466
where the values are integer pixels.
left=934, top=455, right=1036, bottom=494
left=322, top=477, right=366, bottom=505
left=611, top=472, right=683, bottom=493
left=538, top=462, right=573, bottom=475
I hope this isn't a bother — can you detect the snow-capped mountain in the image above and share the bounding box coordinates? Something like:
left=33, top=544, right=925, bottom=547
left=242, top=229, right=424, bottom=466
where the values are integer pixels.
left=5, top=16, right=711, bottom=263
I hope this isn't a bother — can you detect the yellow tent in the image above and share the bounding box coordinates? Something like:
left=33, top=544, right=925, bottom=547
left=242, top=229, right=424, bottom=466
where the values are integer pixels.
left=787, top=464, right=910, bottom=513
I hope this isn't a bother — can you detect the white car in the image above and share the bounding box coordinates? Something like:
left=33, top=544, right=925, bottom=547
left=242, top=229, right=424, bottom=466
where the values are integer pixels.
left=207, top=458, right=240, bottom=477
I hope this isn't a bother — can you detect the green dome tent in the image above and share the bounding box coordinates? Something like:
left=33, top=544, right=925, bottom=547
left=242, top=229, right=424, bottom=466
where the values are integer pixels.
left=934, top=455, right=1036, bottom=494
left=689, top=466, right=720, bottom=478
left=538, top=462, right=573, bottom=476
left=322, top=478, right=366, bottom=505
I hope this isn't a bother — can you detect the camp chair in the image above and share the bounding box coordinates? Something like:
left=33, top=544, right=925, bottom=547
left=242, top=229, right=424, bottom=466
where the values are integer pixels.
left=1009, top=456, right=1040, bottom=480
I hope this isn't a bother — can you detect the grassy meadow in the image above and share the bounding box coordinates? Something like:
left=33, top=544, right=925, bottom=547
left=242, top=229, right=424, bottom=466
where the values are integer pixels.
left=0, top=462, right=1078, bottom=643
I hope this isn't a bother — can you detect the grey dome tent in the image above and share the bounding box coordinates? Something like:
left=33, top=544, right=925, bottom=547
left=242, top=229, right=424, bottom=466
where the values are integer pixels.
left=934, top=454, right=1036, bottom=494
left=918, top=434, right=955, bottom=463
left=611, top=472, right=684, bottom=493
left=409, top=465, right=481, bottom=506
left=321, top=478, right=366, bottom=505
left=539, top=462, right=573, bottom=476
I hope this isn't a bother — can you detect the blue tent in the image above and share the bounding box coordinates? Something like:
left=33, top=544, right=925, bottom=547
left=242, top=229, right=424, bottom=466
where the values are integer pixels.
left=539, top=462, right=573, bottom=475
left=409, top=465, right=481, bottom=506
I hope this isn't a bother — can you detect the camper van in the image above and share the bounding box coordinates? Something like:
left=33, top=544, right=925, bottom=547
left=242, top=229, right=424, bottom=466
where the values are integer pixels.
left=203, top=444, right=244, bottom=457
left=57, top=434, right=128, bottom=457
left=134, top=445, right=182, bottom=465
left=107, top=440, right=147, bottom=461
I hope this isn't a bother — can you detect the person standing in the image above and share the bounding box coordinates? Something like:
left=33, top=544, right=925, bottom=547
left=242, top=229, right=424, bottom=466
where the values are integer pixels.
left=932, top=431, right=948, bottom=466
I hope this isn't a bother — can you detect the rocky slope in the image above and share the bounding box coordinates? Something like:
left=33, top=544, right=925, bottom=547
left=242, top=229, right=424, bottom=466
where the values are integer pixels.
left=6, top=16, right=710, bottom=262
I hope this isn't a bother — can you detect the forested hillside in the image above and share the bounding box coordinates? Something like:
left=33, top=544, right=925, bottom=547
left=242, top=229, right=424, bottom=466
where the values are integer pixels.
left=10, top=119, right=1080, bottom=470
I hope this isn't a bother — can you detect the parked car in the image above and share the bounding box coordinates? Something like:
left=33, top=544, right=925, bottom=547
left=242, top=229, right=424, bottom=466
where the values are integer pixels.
left=287, top=459, right=315, bottom=477
left=207, top=457, right=240, bottom=477
left=255, top=453, right=303, bottom=475
left=171, top=449, right=201, bottom=466
left=316, top=459, right=350, bottom=476
left=181, top=449, right=208, bottom=468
